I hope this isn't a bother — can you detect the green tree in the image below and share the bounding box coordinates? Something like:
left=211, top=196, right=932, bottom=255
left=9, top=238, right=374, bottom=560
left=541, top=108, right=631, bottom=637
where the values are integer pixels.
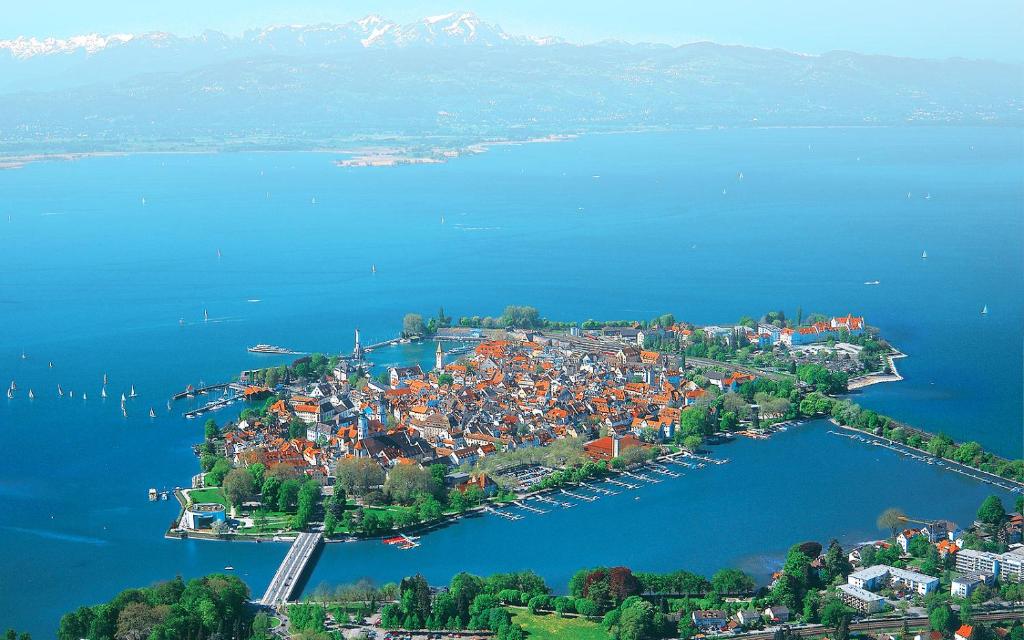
left=711, top=568, right=755, bottom=594
left=222, top=467, right=256, bottom=509
left=402, top=313, right=427, bottom=337
left=384, top=464, right=440, bottom=504
left=977, top=496, right=1007, bottom=534
left=877, top=507, right=906, bottom=537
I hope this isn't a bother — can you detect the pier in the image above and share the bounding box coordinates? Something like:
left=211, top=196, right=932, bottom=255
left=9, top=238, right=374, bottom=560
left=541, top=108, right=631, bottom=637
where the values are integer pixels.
left=624, top=470, right=661, bottom=483
left=606, top=478, right=640, bottom=490
left=647, top=464, right=681, bottom=478
left=183, top=393, right=242, bottom=419
left=514, top=500, right=547, bottom=514
left=561, top=488, right=598, bottom=502
left=533, top=494, right=574, bottom=508
left=581, top=483, right=618, bottom=496
left=171, top=382, right=230, bottom=402
left=483, top=505, right=524, bottom=521
left=259, top=532, right=323, bottom=606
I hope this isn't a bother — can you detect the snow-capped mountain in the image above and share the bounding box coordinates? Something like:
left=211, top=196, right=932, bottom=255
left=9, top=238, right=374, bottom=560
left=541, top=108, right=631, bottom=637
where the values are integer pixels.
left=0, top=12, right=549, bottom=61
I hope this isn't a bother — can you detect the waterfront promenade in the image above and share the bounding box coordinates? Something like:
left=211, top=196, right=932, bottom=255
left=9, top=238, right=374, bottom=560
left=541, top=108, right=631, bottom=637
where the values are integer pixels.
left=260, top=532, right=323, bottom=605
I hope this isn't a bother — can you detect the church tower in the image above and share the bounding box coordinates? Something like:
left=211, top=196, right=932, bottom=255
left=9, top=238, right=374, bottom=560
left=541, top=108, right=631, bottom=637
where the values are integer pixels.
left=435, top=341, right=444, bottom=371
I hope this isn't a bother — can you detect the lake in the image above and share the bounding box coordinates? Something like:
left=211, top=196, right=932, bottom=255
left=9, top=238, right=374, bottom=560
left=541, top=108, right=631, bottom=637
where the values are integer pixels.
left=0, top=126, right=1021, bottom=636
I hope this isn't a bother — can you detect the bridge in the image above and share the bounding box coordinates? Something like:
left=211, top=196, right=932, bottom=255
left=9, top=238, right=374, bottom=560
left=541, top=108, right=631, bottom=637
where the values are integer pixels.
left=259, top=532, right=323, bottom=606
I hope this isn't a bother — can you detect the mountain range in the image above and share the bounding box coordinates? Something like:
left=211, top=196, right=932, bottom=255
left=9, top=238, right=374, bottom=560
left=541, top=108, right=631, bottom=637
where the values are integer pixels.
left=0, top=13, right=1020, bottom=157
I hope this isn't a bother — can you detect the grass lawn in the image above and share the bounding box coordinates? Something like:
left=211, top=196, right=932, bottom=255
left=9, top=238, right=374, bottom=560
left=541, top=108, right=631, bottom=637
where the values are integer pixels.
left=510, top=608, right=608, bottom=640
left=189, top=487, right=228, bottom=507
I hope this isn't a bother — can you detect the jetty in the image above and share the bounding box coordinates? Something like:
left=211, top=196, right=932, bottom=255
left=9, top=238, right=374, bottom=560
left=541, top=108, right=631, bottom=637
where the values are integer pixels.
left=259, top=532, right=323, bottom=605
left=171, top=382, right=230, bottom=401
left=183, top=393, right=242, bottom=419
left=483, top=505, right=524, bottom=521
left=606, top=478, right=640, bottom=490
left=581, top=482, right=618, bottom=496
left=514, top=500, right=547, bottom=514
left=624, top=470, right=661, bottom=483
left=647, top=464, right=681, bottom=478
left=533, top=494, right=574, bottom=508
left=561, top=488, right=598, bottom=502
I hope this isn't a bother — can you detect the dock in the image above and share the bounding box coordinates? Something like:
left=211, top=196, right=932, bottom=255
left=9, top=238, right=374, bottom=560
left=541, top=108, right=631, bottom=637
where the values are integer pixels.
left=580, top=483, right=618, bottom=496
left=259, top=532, right=323, bottom=606
left=483, top=505, right=524, bottom=521
left=561, top=488, right=598, bottom=502
left=514, top=500, right=547, bottom=514
left=606, top=478, right=640, bottom=490
left=184, top=393, right=242, bottom=419
left=533, top=494, right=574, bottom=508
left=624, top=470, right=661, bottom=483
left=647, top=464, right=681, bottom=478
left=171, top=382, right=230, bottom=402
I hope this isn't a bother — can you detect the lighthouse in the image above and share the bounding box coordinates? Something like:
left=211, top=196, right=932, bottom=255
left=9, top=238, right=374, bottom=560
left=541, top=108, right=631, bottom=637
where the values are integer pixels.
left=353, top=327, right=362, bottom=360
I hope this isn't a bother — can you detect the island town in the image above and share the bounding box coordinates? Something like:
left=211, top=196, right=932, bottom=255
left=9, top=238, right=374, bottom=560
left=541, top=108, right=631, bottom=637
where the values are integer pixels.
left=110, top=306, right=1024, bottom=640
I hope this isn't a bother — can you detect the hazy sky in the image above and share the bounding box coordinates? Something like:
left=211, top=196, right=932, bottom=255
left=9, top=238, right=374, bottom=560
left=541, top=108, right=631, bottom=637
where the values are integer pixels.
left=4, top=0, right=1023, bottom=62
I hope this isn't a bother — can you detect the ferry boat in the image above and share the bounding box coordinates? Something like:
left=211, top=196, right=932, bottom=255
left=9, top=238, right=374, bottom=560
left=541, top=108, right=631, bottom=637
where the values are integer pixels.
left=864, top=280, right=881, bottom=286
left=247, top=344, right=294, bottom=354
left=149, top=488, right=158, bottom=501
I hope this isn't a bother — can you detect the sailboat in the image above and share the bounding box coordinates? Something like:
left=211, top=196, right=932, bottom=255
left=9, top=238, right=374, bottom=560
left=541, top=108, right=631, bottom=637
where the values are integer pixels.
left=57, top=384, right=64, bottom=397
left=48, top=361, right=53, bottom=368
left=179, top=317, right=185, bottom=326
left=69, top=390, right=74, bottom=398
left=981, top=305, right=988, bottom=316
left=103, top=373, right=108, bottom=385
left=721, top=188, right=727, bottom=195
left=311, top=196, right=317, bottom=205
left=6, top=388, right=12, bottom=399
left=924, top=192, right=931, bottom=200
left=82, top=392, right=88, bottom=401
left=122, top=406, right=128, bottom=418
left=9, top=380, right=15, bottom=391
left=441, top=214, right=445, bottom=224
left=166, top=400, right=172, bottom=412
left=149, top=407, right=157, bottom=418
left=203, top=309, right=209, bottom=322
left=130, top=385, right=137, bottom=398
left=20, top=350, right=27, bottom=360
left=28, top=389, right=34, bottom=400
left=907, top=192, right=912, bottom=199
left=921, top=250, right=928, bottom=259
left=216, top=248, right=222, bottom=259
left=101, top=387, right=107, bottom=399
left=371, top=264, right=377, bottom=274
left=141, top=196, right=147, bottom=206
left=737, top=171, right=744, bottom=180
left=120, top=392, right=127, bottom=403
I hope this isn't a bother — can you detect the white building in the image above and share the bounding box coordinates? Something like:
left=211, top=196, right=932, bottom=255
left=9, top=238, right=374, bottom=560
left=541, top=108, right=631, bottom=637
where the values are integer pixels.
left=848, top=565, right=938, bottom=595
left=951, top=573, right=994, bottom=598
left=838, top=583, right=887, bottom=614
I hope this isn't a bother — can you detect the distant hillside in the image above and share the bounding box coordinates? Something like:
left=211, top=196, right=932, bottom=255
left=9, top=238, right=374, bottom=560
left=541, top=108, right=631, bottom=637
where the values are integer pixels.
left=0, top=13, right=1020, bottom=156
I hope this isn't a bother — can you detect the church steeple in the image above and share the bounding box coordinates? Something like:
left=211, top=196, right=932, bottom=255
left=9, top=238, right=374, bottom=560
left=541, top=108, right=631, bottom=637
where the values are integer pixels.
left=435, top=341, right=444, bottom=371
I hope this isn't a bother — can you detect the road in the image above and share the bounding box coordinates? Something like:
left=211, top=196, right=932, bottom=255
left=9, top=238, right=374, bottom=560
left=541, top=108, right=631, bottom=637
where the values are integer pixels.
left=726, top=608, right=1024, bottom=640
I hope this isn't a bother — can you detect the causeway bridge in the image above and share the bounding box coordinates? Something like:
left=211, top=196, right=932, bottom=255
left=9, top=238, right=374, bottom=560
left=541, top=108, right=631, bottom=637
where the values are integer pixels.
left=259, top=532, right=323, bottom=606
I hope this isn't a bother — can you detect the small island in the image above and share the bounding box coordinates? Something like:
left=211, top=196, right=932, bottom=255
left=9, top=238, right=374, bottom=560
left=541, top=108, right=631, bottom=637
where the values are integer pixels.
left=168, top=306, right=1024, bottom=546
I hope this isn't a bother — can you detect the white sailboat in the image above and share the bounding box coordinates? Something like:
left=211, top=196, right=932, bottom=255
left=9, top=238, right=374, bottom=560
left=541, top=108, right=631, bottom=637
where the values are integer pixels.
left=441, top=214, right=445, bottom=224
left=203, top=309, right=209, bottom=322
left=28, top=389, right=34, bottom=400
left=721, top=188, right=727, bottom=195
left=103, top=373, right=108, bottom=385
left=371, top=264, right=377, bottom=274
left=82, top=392, right=88, bottom=401
left=906, top=191, right=912, bottom=199
left=130, top=385, right=137, bottom=398
left=921, top=250, right=928, bottom=259
left=179, top=317, right=185, bottom=326
left=166, top=400, right=172, bottom=412
left=924, top=192, right=931, bottom=200
left=48, top=361, right=53, bottom=368
left=69, top=390, right=74, bottom=398
left=120, top=392, right=127, bottom=403
left=122, top=406, right=128, bottom=418
left=311, top=196, right=317, bottom=205
left=20, top=350, right=27, bottom=360
left=981, top=305, right=988, bottom=316
left=149, top=407, right=157, bottom=418
left=737, top=171, right=744, bottom=180
left=9, top=380, right=15, bottom=391
left=216, top=248, right=222, bottom=259
left=57, top=384, right=63, bottom=397
left=141, top=196, right=147, bottom=206
left=101, top=387, right=107, bottom=399
left=6, top=388, right=12, bottom=399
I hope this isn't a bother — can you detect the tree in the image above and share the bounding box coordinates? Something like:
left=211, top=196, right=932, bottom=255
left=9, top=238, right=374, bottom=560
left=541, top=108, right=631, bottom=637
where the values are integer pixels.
left=402, top=313, right=427, bottom=337
left=819, top=596, right=852, bottom=628
left=203, top=418, right=219, bottom=440
left=823, top=540, right=852, bottom=582
left=977, top=496, right=1007, bottom=534
left=384, top=464, right=440, bottom=504
left=115, top=602, right=165, bottom=640
left=248, top=462, right=266, bottom=487
left=335, top=458, right=386, bottom=497
left=711, top=568, right=755, bottom=595
left=877, top=507, right=906, bottom=537
left=929, top=604, right=957, bottom=634
left=277, top=479, right=301, bottom=512
left=617, top=597, right=658, bottom=640
left=222, top=467, right=256, bottom=509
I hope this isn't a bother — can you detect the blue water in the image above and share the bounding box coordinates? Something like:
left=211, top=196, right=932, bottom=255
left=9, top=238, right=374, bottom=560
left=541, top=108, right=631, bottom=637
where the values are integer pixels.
left=1, top=126, right=1021, bottom=636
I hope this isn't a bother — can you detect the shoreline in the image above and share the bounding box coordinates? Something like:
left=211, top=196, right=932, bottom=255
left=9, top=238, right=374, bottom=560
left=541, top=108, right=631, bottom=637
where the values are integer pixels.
left=847, top=349, right=907, bottom=390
